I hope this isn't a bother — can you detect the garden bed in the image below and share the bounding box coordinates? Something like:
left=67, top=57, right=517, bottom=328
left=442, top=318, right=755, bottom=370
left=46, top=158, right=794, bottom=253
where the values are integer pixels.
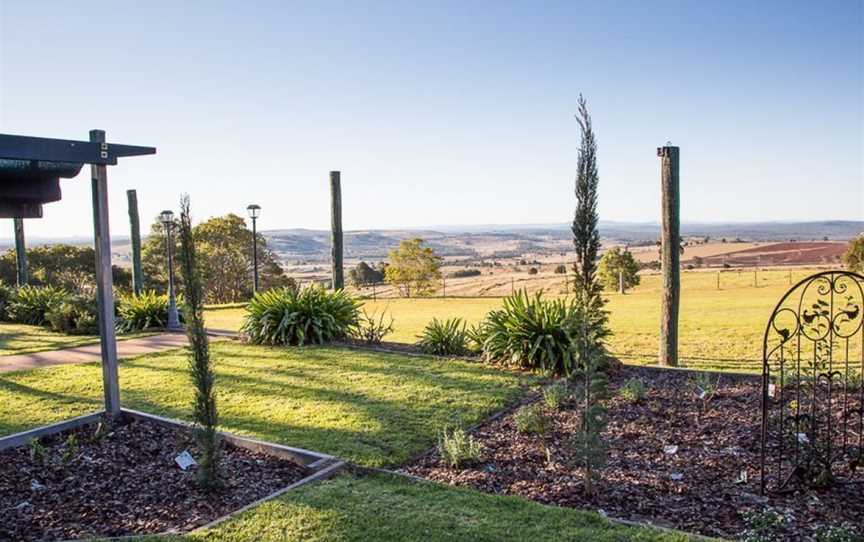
left=404, top=366, right=863, bottom=541
left=0, top=415, right=312, bottom=541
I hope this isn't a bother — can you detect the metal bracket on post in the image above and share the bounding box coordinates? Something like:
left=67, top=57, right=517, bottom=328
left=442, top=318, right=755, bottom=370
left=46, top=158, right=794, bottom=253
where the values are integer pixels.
left=90, top=129, right=121, bottom=415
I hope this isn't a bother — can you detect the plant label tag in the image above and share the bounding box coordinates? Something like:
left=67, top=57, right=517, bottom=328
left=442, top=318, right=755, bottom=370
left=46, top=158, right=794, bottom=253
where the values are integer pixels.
left=734, top=470, right=748, bottom=484
left=696, top=387, right=707, bottom=400
left=796, top=433, right=809, bottom=444
left=175, top=450, right=197, bottom=471
left=768, top=384, right=777, bottom=398
left=664, top=445, right=678, bottom=455
left=670, top=473, right=684, bottom=481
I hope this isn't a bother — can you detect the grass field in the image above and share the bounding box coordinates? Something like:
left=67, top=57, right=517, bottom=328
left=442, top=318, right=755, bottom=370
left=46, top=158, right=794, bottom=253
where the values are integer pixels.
left=0, top=342, right=531, bottom=466
left=0, top=324, right=150, bottom=357
left=204, top=268, right=826, bottom=373
left=153, top=471, right=697, bottom=542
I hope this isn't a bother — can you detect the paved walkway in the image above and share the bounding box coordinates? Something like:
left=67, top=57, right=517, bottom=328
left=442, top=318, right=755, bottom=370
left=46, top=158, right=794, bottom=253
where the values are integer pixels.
left=0, top=332, right=233, bottom=373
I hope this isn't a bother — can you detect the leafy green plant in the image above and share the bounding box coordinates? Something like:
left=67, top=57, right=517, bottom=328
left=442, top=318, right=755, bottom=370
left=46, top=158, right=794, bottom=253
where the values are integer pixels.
left=7, top=285, right=68, bottom=325
left=61, top=433, right=78, bottom=466
left=45, top=295, right=98, bottom=335
left=692, top=372, right=721, bottom=421
left=437, top=426, right=482, bottom=468
left=480, top=290, right=581, bottom=376
left=618, top=377, right=647, bottom=403
left=813, top=522, right=862, bottom=542
left=0, top=281, right=14, bottom=320
left=513, top=403, right=551, bottom=435
left=740, top=507, right=792, bottom=542
left=542, top=380, right=571, bottom=410
left=28, top=437, right=47, bottom=466
left=351, top=309, right=393, bottom=345
left=116, top=290, right=179, bottom=332
left=417, top=317, right=470, bottom=356
left=243, top=285, right=361, bottom=346
left=569, top=344, right=609, bottom=498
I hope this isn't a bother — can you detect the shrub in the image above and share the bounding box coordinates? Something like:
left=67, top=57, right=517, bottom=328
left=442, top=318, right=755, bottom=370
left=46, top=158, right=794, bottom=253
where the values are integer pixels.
left=527, top=267, right=538, bottom=275
left=447, top=269, right=481, bottom=278
left=513, top=403, right=551, bottom=435
left=437, top=427, right=482, bottom=468
left=45, top=295, right=99, bottom=335
left=417, top=317, right=470, bottom=356
left=243, top=285, right=361, bottom=346
left=479, top=290, right=581, bottom=376
left=0, top=281, right=13, bottom=320
left=554, top=265, right=567, bottom=274
left=116, top=291, right=178, bottom=333
left=7, top=285, right=68, bottom=325
left=351, top=309, right=393, bottom=345
left=618, top=377, right=646, bottom=403
left=542, top=380, right=571, bottom=410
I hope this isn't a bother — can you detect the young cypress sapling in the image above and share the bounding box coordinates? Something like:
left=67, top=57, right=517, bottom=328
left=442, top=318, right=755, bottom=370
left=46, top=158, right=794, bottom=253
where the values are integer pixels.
left=178, top=195, right=219, bottom=490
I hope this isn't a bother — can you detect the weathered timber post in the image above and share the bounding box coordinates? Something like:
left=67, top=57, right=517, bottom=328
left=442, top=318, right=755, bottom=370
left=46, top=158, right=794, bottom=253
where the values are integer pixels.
left=658, top=145, right=680, bottom=367
left=90, top=130, right=121, bottom=414
left=618, top=270, right=625, bottom=294
left=329, top=171, right=344, bottom=290
left=13, top=218, right=27, bottom=286
left=126, top=189, right=143, bottom=295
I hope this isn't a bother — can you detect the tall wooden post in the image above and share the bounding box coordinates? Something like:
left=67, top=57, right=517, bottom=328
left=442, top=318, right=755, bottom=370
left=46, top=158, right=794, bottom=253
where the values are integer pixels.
left=126, top=189, right=143, bottom=295
left=329, top=171, right=344, bottom=290
left=90, top=130, right=121, bottom=415
left=658, top=146, right=680, bottom=367
left=12, top=218, right=27, bottom=286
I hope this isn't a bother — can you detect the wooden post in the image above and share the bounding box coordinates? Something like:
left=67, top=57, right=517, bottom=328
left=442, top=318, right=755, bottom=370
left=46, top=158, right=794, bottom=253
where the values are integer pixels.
left=329, top=171, right=344, bottom=290
left=90, top=130, right=121, bottom=415
left=658, top=146, right=680, bottom=367
left=126, top=189, right=143, bottom=295
left=618, top=270, right=625, bottom=294
left=13, top=218, right=27, bottom=286
left=442, top=276, right=446, bottom=298
left=717, top=271, right=721, bottom=290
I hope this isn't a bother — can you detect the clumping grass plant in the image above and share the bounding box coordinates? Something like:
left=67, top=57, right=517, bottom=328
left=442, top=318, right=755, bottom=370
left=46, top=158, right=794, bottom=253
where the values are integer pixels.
left=479, top=290, right=581, bottom=376
left=7, top=285, right=68, bottom=326
left=417, top=317, right=470, bottom=356
left=116, top=291, right=178, bottom=332
left=543, top=380, right=572, bottom=410
left=243, top=286, right=361, bottom=346
left=618, top=377, right=647, bottom=403
left=513, top=403, right=551, bottom=435
left=437, top=426, right=482, bottom=468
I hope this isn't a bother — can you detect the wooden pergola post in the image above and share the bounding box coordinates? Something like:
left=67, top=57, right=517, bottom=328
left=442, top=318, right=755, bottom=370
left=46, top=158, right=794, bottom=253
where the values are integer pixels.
left=91, top=129, right=121, bottom=414
left=658, top=145, right=680, bottom=367
left=329, top=171, right=344, bottom=290
left=13, top=217, right=27, bottom=286
left=127, top=189, right=143, bottom=295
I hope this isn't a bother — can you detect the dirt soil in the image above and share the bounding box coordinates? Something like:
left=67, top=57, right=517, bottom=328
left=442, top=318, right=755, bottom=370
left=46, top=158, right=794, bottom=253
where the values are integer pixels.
left=0, top=417, right=309, bottom=541
left=404, top=366, right=863, bottom=541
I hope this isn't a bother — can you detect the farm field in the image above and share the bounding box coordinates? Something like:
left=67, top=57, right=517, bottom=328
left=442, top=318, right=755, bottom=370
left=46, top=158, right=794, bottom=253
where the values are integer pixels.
left=0, top=342, right=532, bottom=467
left=204, top=267, right=833, bottom=373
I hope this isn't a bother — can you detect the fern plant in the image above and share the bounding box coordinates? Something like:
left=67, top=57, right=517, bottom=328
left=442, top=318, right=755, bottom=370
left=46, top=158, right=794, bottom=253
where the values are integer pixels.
left=417, top=317, right=470, bottom=356
left=242, top=286, right=361, bottom=346
left=7, top=285, right=68, bottom=325
left=116, top=291, right=181, bottom=332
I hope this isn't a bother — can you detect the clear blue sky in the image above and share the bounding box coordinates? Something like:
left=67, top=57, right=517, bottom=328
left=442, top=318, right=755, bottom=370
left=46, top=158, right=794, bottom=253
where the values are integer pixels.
left=0, top=0, right=861, bottom=239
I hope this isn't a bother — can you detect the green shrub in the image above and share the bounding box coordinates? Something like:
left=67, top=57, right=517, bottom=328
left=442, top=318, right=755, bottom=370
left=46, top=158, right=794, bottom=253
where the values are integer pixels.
left=513, top=403, right=551, bottom=435
left=447, top=269, right=482, bottom=278
left=437, top=427, right=482, bottom=468
left=116, top=290, right=178, bottom=333
left=242, top=286, right=361, bottom=346
left=417, top=317, right=470, bottom=356
left=45, top=295, right=99, bottom=335
left=0, top=281, right=14, bottom=320
left=351, top=309, right=393, bottom=345
left=7, top=285, right=68, bottom=325
left=618, top=377, right=646, bottom=403
left=479, top=290, right=581, bottom=376
left=542, top=380, right=571, bottom=410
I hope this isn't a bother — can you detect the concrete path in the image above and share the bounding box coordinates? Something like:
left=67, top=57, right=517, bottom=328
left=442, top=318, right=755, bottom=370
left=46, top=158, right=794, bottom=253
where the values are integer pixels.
left=0, top=332, right=232, bottom=374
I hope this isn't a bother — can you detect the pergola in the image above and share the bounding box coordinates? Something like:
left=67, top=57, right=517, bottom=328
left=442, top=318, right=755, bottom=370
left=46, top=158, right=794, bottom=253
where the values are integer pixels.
left=0, top=130, right=155, bottom=425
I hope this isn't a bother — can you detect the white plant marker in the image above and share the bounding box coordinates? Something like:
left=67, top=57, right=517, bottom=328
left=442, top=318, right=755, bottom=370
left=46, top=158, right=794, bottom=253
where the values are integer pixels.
left=175, top=450, right=197, bottom=471
left=664, top=444, right=678, bottom=455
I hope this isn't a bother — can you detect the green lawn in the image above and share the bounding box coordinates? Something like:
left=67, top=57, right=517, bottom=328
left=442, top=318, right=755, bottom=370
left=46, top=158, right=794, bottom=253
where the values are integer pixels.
left=203, top=268, right=821, bottom=373
left=0, top=342, right=531, bottom=466
left=0, top=323, right=151, bottom=357
left=151, top=471, right=698, bottom=542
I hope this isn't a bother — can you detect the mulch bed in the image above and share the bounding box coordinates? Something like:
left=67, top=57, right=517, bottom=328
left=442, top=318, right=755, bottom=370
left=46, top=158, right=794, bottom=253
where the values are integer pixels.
left=404, top=366, right=864, bottom=540
left=0, top=417, right=309, bottom=541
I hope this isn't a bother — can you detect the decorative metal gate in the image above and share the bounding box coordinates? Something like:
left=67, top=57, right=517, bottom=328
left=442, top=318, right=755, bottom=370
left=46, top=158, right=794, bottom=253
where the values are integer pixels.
left=761, top=271, right=864, bottom=494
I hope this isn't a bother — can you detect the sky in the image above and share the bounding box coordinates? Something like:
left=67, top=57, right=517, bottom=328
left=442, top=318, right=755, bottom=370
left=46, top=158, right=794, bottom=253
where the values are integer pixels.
left=0, top=0, right=861, bottom=239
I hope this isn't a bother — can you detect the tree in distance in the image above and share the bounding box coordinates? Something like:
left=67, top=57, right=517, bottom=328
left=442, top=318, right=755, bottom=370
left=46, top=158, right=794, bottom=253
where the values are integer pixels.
left=598, top=247, right=640, bottom=293
left=385, top=238, right=442, bottom=298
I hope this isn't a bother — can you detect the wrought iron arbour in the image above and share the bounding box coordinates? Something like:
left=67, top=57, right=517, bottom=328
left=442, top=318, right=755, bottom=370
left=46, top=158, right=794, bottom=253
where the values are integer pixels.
left=761, top=270, right=864, bottom=493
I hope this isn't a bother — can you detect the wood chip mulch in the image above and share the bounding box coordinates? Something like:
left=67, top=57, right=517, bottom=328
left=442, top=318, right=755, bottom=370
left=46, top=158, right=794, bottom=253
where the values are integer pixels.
left=0, top=417, right=309, bottom=541
left=404, top=366, right=864, bottom=541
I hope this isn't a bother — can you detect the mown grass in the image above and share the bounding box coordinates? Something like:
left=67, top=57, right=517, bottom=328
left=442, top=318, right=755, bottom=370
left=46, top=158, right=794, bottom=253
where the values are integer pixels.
left=151, top=471, right=699, bottom=542
left=0, top=342, right=531, bottom=466
left=204, top=268, right=825, bottom=373
left=0, top=323, right=150, bottom=357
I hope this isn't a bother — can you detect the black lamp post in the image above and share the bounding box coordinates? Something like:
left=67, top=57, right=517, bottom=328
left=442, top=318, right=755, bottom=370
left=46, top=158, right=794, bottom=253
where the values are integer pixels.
left=160, top=209, right=182, bottom=331
left=247, top=204, right=261, bottom=294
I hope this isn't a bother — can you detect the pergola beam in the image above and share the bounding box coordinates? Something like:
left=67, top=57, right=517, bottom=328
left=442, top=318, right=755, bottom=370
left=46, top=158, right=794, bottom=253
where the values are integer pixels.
left=0, top=133, right=155, bottom=165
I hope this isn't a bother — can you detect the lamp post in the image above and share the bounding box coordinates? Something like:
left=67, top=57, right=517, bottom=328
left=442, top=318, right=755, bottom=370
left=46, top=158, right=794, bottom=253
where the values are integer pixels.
left=247, top=204, right=261, bottom=294
left=160, top=210, right=182, bottom=331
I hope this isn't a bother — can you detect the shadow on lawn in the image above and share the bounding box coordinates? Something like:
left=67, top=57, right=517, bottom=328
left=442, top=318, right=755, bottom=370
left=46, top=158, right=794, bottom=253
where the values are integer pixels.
left=0, top=377, right=101, bottom=436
